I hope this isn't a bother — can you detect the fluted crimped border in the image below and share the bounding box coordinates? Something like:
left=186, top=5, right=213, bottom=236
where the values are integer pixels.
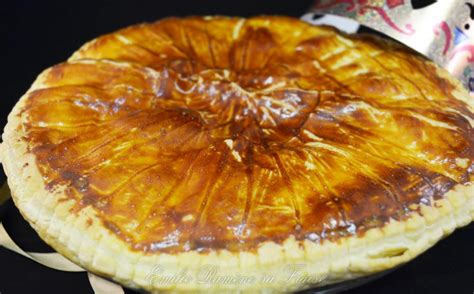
left=1, top=22, right=473, bottom=293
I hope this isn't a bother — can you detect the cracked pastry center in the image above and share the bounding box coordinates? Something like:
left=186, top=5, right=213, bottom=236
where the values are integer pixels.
left=20, top=17, right=474, bottom=253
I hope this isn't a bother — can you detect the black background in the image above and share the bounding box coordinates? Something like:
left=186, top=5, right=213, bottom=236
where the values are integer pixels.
left=0, top=1, right=472, bottom=293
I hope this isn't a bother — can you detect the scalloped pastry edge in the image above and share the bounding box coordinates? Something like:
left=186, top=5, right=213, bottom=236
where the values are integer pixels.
left=1, top=35, right=474, bottom=294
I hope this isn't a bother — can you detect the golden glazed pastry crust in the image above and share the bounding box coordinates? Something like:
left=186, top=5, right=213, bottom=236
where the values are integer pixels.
left=1, top=16, right=474, bottom=292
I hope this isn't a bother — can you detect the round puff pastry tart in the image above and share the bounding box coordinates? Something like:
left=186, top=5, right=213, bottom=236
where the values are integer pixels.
left=1, top=16, right=473, bottom=293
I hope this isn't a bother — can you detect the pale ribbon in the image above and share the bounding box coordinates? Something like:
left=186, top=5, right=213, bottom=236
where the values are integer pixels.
left=0, top=182, right=124, bottom=294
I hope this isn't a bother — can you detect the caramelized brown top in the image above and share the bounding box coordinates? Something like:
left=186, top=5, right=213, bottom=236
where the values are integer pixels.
left=20, top=16, right=474, bottom=253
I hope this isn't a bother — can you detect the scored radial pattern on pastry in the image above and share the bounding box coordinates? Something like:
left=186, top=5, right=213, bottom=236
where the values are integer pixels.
left=1, top=16, right=473, bottom=292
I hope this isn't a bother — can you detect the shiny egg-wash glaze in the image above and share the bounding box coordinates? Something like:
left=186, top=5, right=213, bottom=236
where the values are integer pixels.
left=18, top=16, right=474, bottom=254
